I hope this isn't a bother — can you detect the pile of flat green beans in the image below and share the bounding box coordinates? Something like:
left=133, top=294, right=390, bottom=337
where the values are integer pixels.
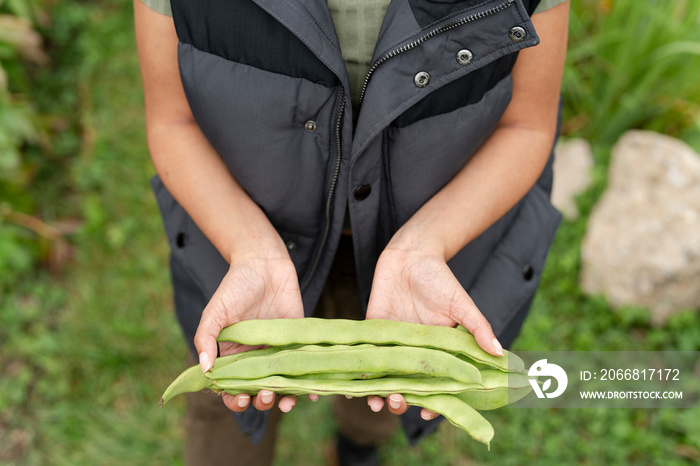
left=160, top=318, right=532, bottom=448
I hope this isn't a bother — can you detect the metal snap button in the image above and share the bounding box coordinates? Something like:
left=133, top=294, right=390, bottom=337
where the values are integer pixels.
left=286, top=240, right=297, bottom=251
left=509, top=26, right=527, bottom=42
left=522, top=264, right=534, bottom=281
left=304, top=120, right=317, bottom=132
left=413, top=71, right=430, bottom=88
left=456, top=49, right=473, bottom=66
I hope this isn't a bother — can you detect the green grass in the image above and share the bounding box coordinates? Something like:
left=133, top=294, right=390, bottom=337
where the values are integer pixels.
left=1, top=0, right=699, bottom=464
left=563, top=0, right=700, bottom=149
left=0, top=1, right=184, bottom=464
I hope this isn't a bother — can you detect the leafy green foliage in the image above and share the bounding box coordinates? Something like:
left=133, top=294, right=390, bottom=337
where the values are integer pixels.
left=563, top=0, right=700, bottom=149
left=0, top=0, right=46, bottom=288
left=0, top=221, right=35, bottom=284
left=0, top=1, right=183, bottom=464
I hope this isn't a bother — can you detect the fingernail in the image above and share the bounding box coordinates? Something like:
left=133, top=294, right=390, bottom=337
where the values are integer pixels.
left=421, top=410, right=435, bottom=421
left=279, top=400, right=292, bottom=413
left=388, top=394, right=401, bottom=410
left=260, top=391, right=274, bottom=404
left=309, top=394, right=319, bottom=402
left=199, top=352, right=212, bottom=372
left=237, top=394, right=249, bottom=408
left=492, top=338, right=504, bottom=356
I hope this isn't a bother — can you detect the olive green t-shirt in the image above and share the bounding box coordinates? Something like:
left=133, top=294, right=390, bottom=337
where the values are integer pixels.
left=140, top=0, right=566, bottom=110
left=141, top=0, right=565, bottom=22
left=324, top=0, right=565, bottom=110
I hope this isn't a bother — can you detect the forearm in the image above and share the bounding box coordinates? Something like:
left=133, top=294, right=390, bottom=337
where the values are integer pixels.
left=386, top=2, right=569, bottom=260
left=146, top=122, right=287, bottom=263
left=135, top=0, right=286, bottom=263
left=389, top=124, right=554, bottom=260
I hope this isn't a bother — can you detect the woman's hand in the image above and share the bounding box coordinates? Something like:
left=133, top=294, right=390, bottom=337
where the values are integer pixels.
left=366, top=247, right=501, bottom=351
left=194, top=246, right=306, bottom=414
left=364, top=241, right=502, bottom=418
left=363, top=0, right=570, bottom=417
left=135, top=1, right=312, bottom=414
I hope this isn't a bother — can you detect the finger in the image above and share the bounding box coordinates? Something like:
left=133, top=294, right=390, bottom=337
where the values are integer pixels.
left=219, top=341, right=258, bottom=357
left=420, top=408, right=439, bottom=421
left=252, top=390, right=276, bottom=411
left=367, top=396, right=384, bottom=412
left=386, top=394, right=408, bottom=415
left=453, top=289, right=503, bottom=357
left=308, top=394, right=320, bottom=402
left=194, top=303, right=229, bottom=372
left=278, top=395, right=297, bottom=413
left=222, top=392, right=250, bottom=412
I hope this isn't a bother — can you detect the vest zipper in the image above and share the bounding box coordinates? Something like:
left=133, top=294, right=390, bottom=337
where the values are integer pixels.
left=301, top=91, right=346, bottom=293
left=300, top=0, right=512, bottom=292
left=356, top=0, right=515, bottom=108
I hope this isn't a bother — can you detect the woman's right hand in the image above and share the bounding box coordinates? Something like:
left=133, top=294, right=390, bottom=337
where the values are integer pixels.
left=135, top=0, right=310, bottom=414
left=194, top=245, right=305, bottom=414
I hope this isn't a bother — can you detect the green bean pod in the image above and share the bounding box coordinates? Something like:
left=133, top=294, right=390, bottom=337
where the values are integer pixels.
left=209, top=375, right=481, bottom=397
left=160, top=346, right=299, bottom=406
left=294, top=372, right=389, bottom=380
left=456, top=370, right=532, bottom=410
left=217, top=318, right=521, bottom=372
left=160, top=364, right=210, bottom=407
left=210, top=346, right=285, bottom=370
left=403, top=394, right=494, bottom=448
left=208, top=344, right=482, bottom=385
left=159, top=344, right=396, bottom=406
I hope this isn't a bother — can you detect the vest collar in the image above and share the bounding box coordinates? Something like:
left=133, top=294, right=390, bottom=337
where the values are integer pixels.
left=251, top=0, right=538, bottom=160
left=249, top=0, right=426, bottom=97
left=250, top=0, right=351, bottom=94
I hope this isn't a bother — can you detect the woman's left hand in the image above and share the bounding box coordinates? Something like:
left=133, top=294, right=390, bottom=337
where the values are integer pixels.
left=362, top=0, right=571, bottom=419
left=364, top=242, right=503, bottom=418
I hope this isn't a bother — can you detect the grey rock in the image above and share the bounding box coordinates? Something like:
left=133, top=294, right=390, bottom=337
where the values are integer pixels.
left=581, top=130, right=700, bottom=325
left=552, top=138, right=594, bottom=219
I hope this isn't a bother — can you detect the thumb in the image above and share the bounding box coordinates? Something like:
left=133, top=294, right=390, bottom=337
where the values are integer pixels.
left=193, top=302, right=229, bottom=373
left=452, top=289, right=504, bottom=357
